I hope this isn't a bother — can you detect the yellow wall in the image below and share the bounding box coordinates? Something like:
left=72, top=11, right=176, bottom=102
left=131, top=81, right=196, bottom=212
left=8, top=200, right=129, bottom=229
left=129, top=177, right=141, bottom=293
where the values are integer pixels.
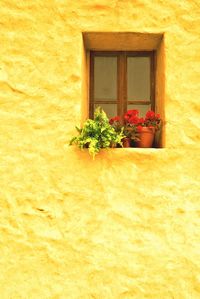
left=0, top=1, right=200, bottom=298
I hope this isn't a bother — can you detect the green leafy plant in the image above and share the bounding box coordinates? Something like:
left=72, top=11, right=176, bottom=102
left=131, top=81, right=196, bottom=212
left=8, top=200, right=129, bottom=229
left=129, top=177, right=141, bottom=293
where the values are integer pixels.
left=69, top=107, right=125, bottom=158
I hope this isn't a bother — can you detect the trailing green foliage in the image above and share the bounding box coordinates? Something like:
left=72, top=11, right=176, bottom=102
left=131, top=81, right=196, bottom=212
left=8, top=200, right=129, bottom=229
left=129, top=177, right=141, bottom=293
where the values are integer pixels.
left=69, top=107, right=125, bottom=158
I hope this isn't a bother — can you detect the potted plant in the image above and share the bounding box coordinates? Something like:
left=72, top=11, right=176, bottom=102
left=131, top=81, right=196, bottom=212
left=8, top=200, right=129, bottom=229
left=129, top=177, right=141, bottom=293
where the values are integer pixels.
left=109, top=110, right=140, bottom=147
left=109, top=109, right=161, bottom=148
left=109, top=116, right=125, bottom=146
left=123, top=109, right=142, bottom=147
left=135, top=110, right=161, bottom=148
left=69, top=107, right=125, bottom=158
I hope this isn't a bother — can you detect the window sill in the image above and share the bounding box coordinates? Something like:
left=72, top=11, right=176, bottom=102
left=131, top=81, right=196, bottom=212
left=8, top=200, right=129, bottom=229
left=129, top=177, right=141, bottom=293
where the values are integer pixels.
left=69, top=146, right=165, bottom=159
left=102, top=147, right=164, bottom=154
left=97, top=147, right=165, bottom=160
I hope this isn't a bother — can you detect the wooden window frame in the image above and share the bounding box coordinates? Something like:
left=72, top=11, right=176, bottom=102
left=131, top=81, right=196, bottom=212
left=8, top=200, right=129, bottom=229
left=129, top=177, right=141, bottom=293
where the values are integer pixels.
left=89, top=50, right=155, bottom=120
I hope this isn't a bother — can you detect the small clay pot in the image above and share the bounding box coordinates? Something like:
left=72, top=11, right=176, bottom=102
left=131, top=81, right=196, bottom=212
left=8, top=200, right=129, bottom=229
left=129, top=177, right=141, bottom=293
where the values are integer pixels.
left=136, top=127, right=155, bottom=148
left=110, top=142, right=116, bottom=148
left=84, top=142, right=90, bottom=148
left=122, top=137, right=131, bottom=148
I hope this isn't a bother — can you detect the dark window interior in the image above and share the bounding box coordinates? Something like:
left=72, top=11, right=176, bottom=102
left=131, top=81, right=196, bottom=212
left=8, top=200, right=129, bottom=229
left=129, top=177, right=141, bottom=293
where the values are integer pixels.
left=89, top=51, right=155, bottom=120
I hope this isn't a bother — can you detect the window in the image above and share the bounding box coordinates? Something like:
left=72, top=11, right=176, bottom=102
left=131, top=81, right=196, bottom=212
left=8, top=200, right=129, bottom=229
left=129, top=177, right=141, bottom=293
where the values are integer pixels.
left=89, top=51, right=155, bottom=120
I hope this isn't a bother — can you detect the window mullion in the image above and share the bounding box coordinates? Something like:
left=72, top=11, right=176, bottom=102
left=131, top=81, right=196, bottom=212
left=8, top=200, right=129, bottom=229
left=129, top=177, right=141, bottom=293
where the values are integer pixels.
left=118, top=52, right=127, bottom=121
left=89, top=52, right=94, bottom=118
left=117, top=54, right=121, bottom=118
left=150, top=51, right=155, bottom=111
left=123, top=51, right=127, bottom=116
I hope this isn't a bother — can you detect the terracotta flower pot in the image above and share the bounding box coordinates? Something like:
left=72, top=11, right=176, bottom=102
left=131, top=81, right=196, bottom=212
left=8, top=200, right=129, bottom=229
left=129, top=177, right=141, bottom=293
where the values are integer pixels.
left=136, top=127, right=155, bottom=148
left=122, top=137, right=131, bottom=148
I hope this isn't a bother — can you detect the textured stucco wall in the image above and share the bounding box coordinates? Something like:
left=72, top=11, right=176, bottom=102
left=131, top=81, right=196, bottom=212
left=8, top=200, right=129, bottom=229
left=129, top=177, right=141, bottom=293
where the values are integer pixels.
left=0, top=0, right=200, bottom=298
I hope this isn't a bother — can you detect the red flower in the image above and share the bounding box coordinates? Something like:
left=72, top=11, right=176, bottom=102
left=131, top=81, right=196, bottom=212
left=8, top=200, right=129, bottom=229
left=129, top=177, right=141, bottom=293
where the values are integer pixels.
left=114, top=116, right=120, bottom=122
left=155, top=113, right=160, bottom=119
left=124, top=110, right=139, bottom=124
left=138, top=117, right=145, bottom=124
left=109, top=116, right=120, bottom=124
left=129, top=115, right=139, bottom=124
left=137, top=125, right=143, bottom=132
left=124, top=114, right=130, bottom=121
left=145, top=110, right=155, bottom=119
left=125, top=109, right=139, bottom=117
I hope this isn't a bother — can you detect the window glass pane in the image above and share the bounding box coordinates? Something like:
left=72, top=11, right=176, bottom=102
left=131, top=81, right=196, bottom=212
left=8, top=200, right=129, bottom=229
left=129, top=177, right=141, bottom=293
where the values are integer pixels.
left=127, top=57, right=150, bottom=101
left=127, top=104, right=151, bottom=117
left=94, top=104, right=117, bottom=119
left=94, top=57, right=117, bottom=100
